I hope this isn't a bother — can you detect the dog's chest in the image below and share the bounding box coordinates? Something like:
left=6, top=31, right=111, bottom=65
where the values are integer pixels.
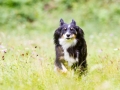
left=59, top=38, right=78, bottom=66
left=63, top=49, right=78, bottom=66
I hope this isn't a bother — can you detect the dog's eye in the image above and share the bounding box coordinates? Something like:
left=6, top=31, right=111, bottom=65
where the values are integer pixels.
left=70, top=28, right=73, bottom=30
left=64, top=28, right=67, bottom=30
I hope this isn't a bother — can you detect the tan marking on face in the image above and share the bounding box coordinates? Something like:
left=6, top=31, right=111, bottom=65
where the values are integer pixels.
left=70, top=34, right=76, bottom=39
left=61, top=34, right=66, bottom=39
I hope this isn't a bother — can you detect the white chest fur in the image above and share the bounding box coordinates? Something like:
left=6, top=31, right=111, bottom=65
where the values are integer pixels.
left=64, top=49, right=78, bottom=66
left=59, top=38, right=78, bottom=66
left=59, top=37, right=77, bottom=49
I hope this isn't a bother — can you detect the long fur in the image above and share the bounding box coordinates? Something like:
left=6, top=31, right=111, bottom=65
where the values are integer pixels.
left=54, top=19, right=87, bottom=73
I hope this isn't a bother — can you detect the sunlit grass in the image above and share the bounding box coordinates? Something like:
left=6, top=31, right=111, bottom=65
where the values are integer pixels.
left=0, top=29, right=120, bottom=90
left=0, top=0, right=120, bottom=89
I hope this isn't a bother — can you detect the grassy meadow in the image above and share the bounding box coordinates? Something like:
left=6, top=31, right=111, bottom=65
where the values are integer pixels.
left=0, top=0, right=120, bottom=90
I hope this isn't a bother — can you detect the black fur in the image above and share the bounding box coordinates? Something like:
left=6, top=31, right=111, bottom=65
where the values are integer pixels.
left=54, top=19, right=87, bottom=73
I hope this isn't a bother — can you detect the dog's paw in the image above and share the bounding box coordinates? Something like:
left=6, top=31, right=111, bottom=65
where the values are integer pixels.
left=61, top=68, right=68, bottom=74
left=54, top=65, right=68, bottom=74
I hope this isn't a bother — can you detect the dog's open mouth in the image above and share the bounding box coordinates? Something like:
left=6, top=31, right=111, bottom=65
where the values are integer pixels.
left=66, top=38, right=71, bottom=39
left=66, top=36, right=75, bottom=40
left=66, top=34, right=76, bottom=40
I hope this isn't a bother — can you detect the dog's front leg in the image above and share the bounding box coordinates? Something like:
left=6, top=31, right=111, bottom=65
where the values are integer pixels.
left=54, top=46, right=67, bottom=73
left=54, top=60, right=67, bottom=73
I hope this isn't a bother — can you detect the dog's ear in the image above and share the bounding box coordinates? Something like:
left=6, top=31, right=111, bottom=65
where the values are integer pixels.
left=54, top=27, right=61, bottom=45
left=71, top=19, right=76, bottom=26
left=76, top=26, right=84, bottom=38
left=60, top=19, right=64, bottom=26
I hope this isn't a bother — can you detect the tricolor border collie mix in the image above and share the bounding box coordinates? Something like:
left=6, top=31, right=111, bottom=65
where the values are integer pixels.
left=54, top=19, right=87, bottom=74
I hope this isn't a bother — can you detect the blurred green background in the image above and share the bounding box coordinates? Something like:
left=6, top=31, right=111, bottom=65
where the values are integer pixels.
left=0, top=0, right=119, bottom=33
left=0, top=0, right=120, bottom=90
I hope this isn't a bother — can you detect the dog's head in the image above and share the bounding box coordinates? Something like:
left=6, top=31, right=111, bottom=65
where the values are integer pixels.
left=54, top=19, right=84, bottom=45
left=59, top=19, right=77, bottom=40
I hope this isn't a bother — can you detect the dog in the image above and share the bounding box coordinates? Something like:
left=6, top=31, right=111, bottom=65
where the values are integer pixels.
left=54, top=19, right=87, bottom=74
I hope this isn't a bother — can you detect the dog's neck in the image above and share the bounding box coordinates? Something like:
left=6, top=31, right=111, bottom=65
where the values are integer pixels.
left=59, top=38, right=77, bottom=50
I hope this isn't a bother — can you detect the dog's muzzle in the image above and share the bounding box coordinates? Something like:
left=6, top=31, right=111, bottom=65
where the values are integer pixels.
left=66, top=34, right=71, bottom=39
left=64, top=33, right=75, bottom=40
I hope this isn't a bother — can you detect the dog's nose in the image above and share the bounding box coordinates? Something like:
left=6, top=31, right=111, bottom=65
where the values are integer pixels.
left=66, top=34, right=70, bottom=37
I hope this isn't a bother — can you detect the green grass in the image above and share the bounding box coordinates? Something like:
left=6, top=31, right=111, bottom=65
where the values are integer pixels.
left=0, top=28, right=120, bottom=90
left=0, top=0, right=120, bottom=90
